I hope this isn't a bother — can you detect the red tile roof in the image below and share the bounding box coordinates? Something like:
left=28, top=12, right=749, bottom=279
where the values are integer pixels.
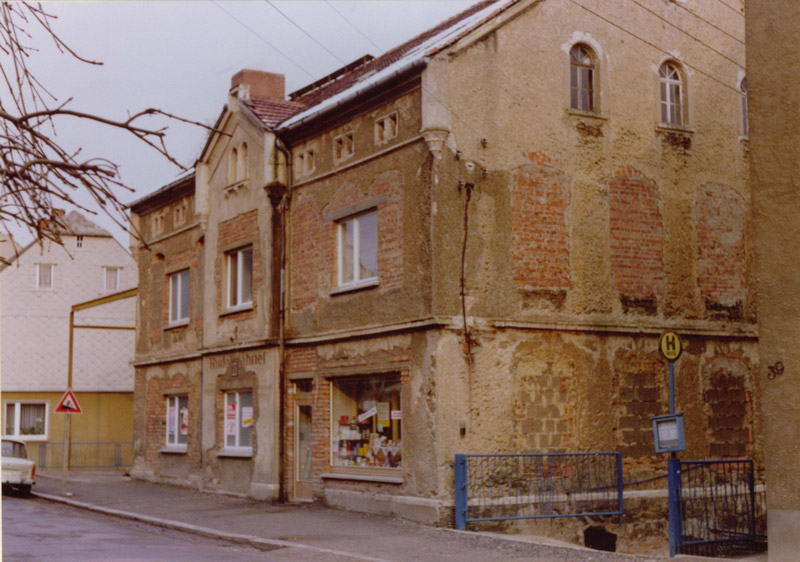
left=244, top=98, right=305, bottom=128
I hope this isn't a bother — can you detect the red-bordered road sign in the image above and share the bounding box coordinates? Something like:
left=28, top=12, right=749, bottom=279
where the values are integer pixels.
left=55, top=389, right=82, bottom=414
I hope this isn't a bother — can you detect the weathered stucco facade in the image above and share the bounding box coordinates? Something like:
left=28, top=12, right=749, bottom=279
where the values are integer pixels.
left=131, top=0, right=758, bottom=551
left=746, top=2, right=800, bottom=560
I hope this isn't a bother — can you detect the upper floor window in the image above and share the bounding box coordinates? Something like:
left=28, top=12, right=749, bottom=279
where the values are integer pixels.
left=659, top=62, right=684, bottom=125
left=297, top=148, right=315, bottom=177
left=226, top=246, right=253, bottom=310
left=76, top=235, right=84, bottom=249
left=104, top=266, right=120, bottom=293
left=375, top=113, right=397, bottom=145
left=173, top=203, right=187, bottom=227
left=228, top=147, right=238, bottom=185
left=337, top=210, right=378, bottom=289
left=237, top=142, right=248, bottom=180
left=740, top=78, right=748, bottom=138
left=4, top=401, right=48, bottom=440
left=570, top=44, right=595, bottom=111
left=152, top=212, right=165, bottom=238
left=334, top=132, right=354, bottom=162
left=169, top=269, right=190, bottom=325
left=36, top=263, right=53, bottom=290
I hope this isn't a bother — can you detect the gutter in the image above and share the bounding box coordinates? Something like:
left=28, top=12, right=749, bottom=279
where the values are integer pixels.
left=277, top=57, right=429, bottom=133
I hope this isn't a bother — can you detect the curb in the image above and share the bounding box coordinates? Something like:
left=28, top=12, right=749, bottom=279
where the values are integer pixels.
left=32, top=492, right=390, bottom=562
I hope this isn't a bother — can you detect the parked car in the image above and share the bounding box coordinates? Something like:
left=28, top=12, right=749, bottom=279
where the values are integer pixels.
left=2, top=438, right=36, bottom=496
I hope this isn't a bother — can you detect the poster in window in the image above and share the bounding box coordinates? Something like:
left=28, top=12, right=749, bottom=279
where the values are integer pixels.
left=377, top=402, right=390, bottom=426
left=226, top=402, right=237, bottom=436
left=167, top=406, right=176, bottom=435
left=179, top=407, right=189, bottom=436
left=241, top=406, right=254, bottom=428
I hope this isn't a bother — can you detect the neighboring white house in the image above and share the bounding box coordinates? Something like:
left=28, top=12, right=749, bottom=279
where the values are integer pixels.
left=0, top=211, right=137, bottom=448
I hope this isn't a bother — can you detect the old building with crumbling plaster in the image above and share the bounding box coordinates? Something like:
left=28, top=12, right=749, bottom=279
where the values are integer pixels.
left=130, top=0, right=756, bottom=551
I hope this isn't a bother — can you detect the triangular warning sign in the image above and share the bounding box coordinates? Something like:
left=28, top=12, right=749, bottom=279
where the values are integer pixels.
left=55, top=389, right=82, bottom=414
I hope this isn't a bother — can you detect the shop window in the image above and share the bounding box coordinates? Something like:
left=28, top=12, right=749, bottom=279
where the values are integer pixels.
left=3, top=402, right=48, bottom=440
left=659, top=61, right=684, bottom=125
left=331, top=374, right=401, bottom=469
left=337, top=210, right=378, bottom=289
left=165, top=395, right=188, bottom=449
left=226, top=245, right=253, bottom=310
left=104, top=266, right=120, bottom=293
left=169, top=269, right=190, bottom=325
left=36, top=263, right=53, bottom=290
left=334, top=132, right=354, bottom=161
left=570, top=43, right=596, bottom=112
left=224, top=390, right=253, bottom=451
left=375, top=113, right=397, bottom=145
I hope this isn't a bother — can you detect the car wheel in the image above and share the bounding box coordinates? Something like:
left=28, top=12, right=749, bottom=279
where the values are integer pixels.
left=18, top=484, right=32, bottom=496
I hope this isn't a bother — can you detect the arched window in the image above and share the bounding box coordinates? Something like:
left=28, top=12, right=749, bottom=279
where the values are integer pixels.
left=237, top=142, right=248, bottom=181
left=570, top=44, right=595, bottom=111
left=228, top=147, right=238, bottom=184
left=740, top=78, right=748, bottom=137
left=659, top=62, right=683, bottom=125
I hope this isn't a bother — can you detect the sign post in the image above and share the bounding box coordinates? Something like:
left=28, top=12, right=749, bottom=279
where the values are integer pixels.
left=56, top=389, right=82, bottom=497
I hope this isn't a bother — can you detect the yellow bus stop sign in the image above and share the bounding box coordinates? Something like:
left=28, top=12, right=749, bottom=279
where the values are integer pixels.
left=659, top=332, right=682, bottom=361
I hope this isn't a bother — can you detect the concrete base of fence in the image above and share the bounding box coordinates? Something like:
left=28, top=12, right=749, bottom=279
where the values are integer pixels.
left=323, top=489, right=449, bottom=526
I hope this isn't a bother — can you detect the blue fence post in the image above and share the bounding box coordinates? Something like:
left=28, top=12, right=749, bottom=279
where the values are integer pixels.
left=454, top=455, right=467, bottom=530
left=667, top=457, right=682, bottom=557
left=616, top=452, right=624, bottom=524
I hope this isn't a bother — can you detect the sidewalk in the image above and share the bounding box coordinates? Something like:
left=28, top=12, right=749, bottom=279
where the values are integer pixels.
left=32, top=470, right=759, bottom=562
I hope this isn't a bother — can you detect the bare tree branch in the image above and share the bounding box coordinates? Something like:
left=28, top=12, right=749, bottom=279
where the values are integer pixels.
left=0, top=2, right=215, bottom=248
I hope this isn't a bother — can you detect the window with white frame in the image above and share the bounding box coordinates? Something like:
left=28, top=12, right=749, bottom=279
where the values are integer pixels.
left=337, top=210, right=378, bottom=289
left=36, top=263, right=53, bottom=290
left=104, top=266, right=120, bottom=293
left=4, top=402, right=48, bottom=440
left=570, top=44, right=596, bottom=112
left=169, top=269, right=190, bottom=325
left=334, top=132, right=354, bottom=161
left=740, top=78, right=748, bottom=138
left=659, top=62, right=684, bottom=125
left=224, top=390, right=253, bottom=451
left=173, top=203, right=187, bottom=227
left=375, top=113, right=397, bottom=144
left=165, top=395, right=188, bottom=449
left=152, top=212, right=165, bottom=238
left=226, top=246, right=253, bottom=310
left=76, top=235, right=84, bottom=249
left=297, top=148, right=315, bottom=176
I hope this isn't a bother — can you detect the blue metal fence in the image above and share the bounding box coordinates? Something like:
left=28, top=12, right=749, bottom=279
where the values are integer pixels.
left=670, top=458, right=764, bottom=557
left=25, top=441, right=133, bottom=469
left=454, top=452, right=623, bottom=530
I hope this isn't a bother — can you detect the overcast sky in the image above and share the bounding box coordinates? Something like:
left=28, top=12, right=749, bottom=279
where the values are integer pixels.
left=11, top=1, right=481, bottom=246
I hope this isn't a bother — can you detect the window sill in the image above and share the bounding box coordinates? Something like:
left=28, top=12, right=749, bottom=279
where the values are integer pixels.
left=330, top=279, right=379, bottom=296
left=217, top=448, right=253, bottom=459
left=5, top=435, right=47, bottom=442
left=159, top=446, right=187, bottom=455
left=322, top=471, right=403, bottom=484
left=220, top=304, right=253, bottom=317
left=567, top=108, right=607, bottom=121
left=656, top=123, right=695, bottom=134
left=165, top=320, right=189, bottom=331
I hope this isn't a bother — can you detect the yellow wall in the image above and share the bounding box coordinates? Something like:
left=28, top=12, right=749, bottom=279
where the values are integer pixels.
left=2, top=391, right=133, bottom=443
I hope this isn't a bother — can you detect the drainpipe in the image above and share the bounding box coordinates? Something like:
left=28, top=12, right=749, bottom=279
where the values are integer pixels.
left=273, top=137, right=292, bottom=502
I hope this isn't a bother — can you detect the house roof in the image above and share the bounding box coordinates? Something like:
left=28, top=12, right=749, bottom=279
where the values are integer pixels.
left=54, top=210, right=113, bottom=237
left=243, top=0, right=511, bottom=132
left=127, top=171, right=195, bottom=212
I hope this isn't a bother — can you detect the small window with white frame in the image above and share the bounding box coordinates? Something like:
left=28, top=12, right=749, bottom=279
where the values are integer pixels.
left=165, top=395, right=188, bottom=450
left=173, top=203, right=187, bottom=227
left=76, top=235, right=84, bottom=249
left=570, top=44, right=596, bottom=112
left=223, top=390, right=253, bottom=451
left=334, top=132, right=354, bottom=162
left=337, top=210, right=378, bottom=289
left=226, top=246, right=253, bottom=311
left=104, top=266, right=120, bottom=293
left=3, top=401, right=48, bottom=440
left=659, top=61, right=684, bottom=126
left=375, top=113, right=397, bottom=145
left=169, top=269, right=190, bottom=325
left=36, top=263, right=54, bottom=290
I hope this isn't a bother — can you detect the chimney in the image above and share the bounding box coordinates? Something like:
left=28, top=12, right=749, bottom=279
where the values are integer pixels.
left=231, top=70, right=285, bottom=102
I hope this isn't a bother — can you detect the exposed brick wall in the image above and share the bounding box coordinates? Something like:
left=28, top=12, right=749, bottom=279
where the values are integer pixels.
left=511, top=152, right=570, bottom=289
left=703, top=357, right=753, bottom=458
left=218, top=210, right=258, bottom=247
left=613, top=349, right=666, bottom=459
left=143, top=369, right=202, bottom=471
left=609, top=168, right=664, bottom=303
left=696, top=184, right=746, bottom=312
left=290, top=169, right=405, bottom=311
